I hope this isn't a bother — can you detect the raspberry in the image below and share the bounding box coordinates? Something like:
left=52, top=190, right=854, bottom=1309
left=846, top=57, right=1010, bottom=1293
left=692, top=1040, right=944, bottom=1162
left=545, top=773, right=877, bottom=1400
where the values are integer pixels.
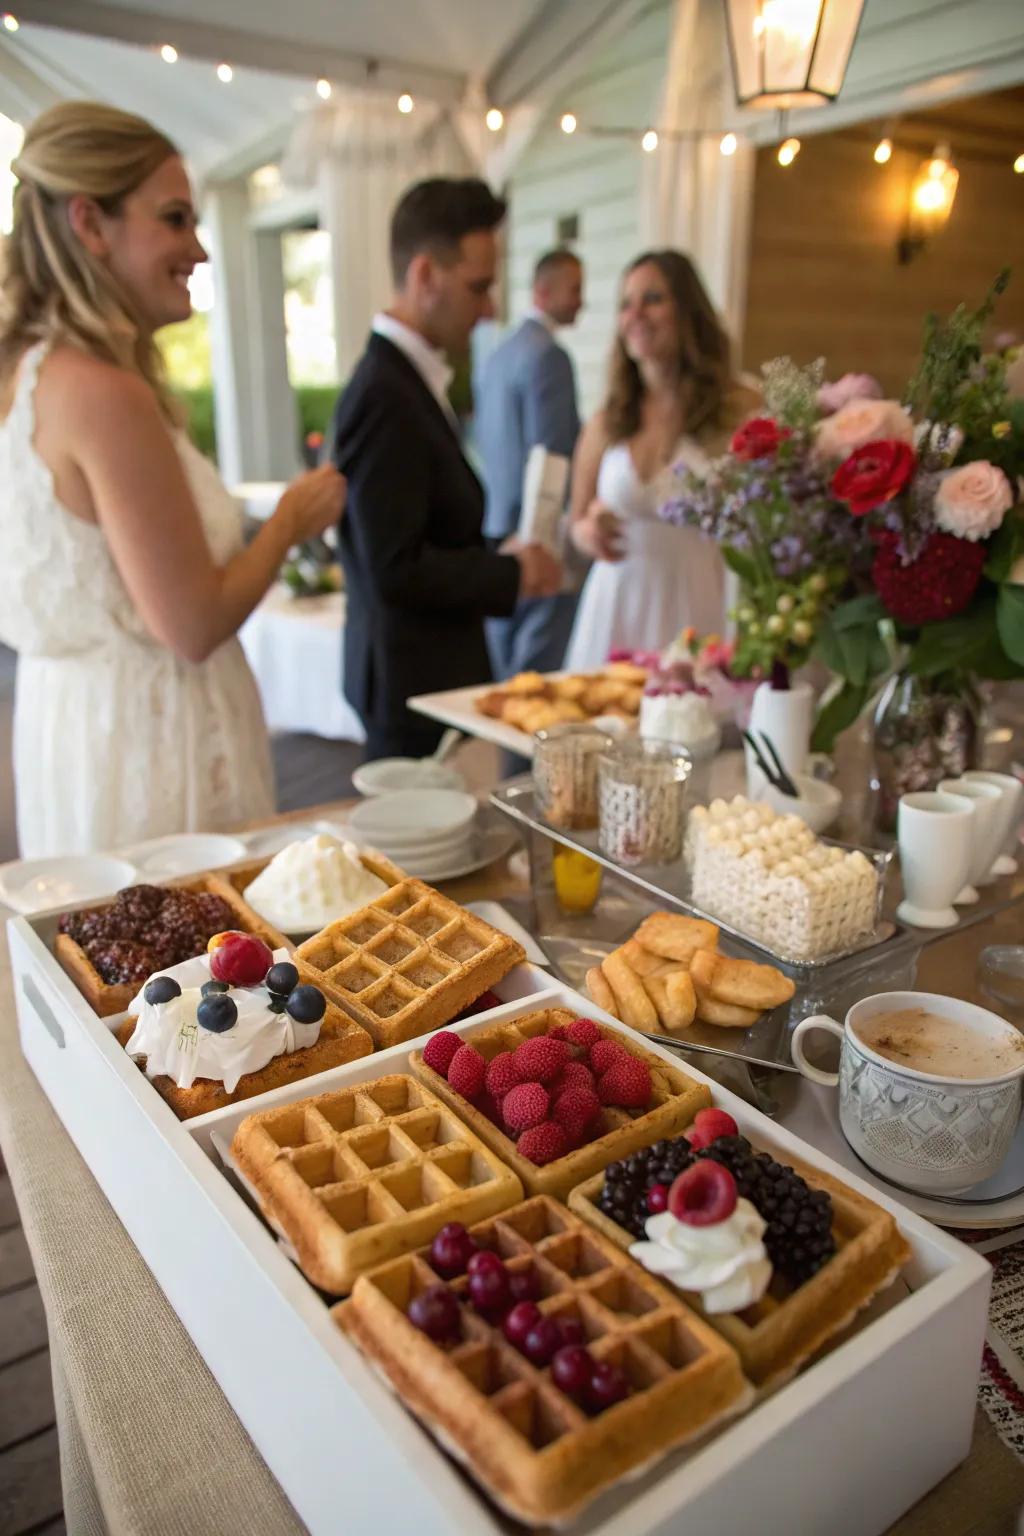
left=422, top=1030, right=464, bottom=1077
left=502, top=1082, right=550, bottom=1133
left=687, top=1108, right=739, bottom=1150
left=517, top=1120, right=568, bottom=1166
left=590, top=1038, right=628, bottom=1075
left=485, top=1052, right=522, bottom=1101
left=549, top=1024, right=571, bottom=1041
left=551, top=1086, right=601, bottom=1143
left=567, top=1018, right=602, bottom=1050
left=513, top=1035, right=570, bottom=1084
left=447, top=1044, right=487, bottom=1099
left=551, top=1061, right=595, bottom=1097
left=597, top=1057, right=652, bottom=1110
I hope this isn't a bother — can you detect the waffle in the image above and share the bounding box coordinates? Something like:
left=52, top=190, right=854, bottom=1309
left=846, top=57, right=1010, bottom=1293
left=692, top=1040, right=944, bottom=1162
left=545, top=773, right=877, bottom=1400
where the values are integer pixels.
left=570, top=1141, right=911, bottom=1391
left=232, top=1074, right=523, bottom=1293
left=410, top=1008, right=711, bottom=1201
left=55, top=874, right=290, bottom=1018
left=115, top=956, right=374, bottom=1121
left=294, top=879, right=525, bottom=1050
left=336, top=1196, right=750, bottom=1524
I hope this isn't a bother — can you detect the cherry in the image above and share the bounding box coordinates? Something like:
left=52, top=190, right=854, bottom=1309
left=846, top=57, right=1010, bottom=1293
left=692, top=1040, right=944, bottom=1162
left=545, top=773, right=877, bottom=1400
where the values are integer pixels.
left=466, top=1249, right=503, bottom=1278
left=468, top=1262, right=510, bottom=1316
left=557, top=1317, right=585, bottom=1348
left=551, top=1345, right=594, bottom=1397
left=587, top=1360, right=630, bottom=1413
left=430, top=1223, right=477, bottom=1279
left=522, top=1316, right=562, bottom=1367
left=508, top=1266, right=541, bottom=1304
left=502, top=1301, right=541, bottom=1349
left=668, top=1160, right=738, bottom=1227
left=646, top=1183, right=669, bottom=1214
left=408, top=1284, right=461, bottom=1343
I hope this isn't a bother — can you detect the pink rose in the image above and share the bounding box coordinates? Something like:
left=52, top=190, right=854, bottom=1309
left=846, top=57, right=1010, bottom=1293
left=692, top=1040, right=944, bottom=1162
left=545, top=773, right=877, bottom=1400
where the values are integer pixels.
left=815, top=398, right=915, bottom=461
left=817, top=373, right=883, bottom=416
left=933, top=460, right=1014, bottom=542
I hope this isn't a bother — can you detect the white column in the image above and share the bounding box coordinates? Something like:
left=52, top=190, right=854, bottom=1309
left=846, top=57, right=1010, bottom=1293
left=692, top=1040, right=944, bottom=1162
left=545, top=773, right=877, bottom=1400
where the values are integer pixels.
left=249, top=230, right=301, bottom=479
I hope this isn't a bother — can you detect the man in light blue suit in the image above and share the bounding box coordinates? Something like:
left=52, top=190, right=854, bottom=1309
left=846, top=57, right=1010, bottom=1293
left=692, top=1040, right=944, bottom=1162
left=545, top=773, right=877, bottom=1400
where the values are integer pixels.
left=476, top=249, right=584, bottom=678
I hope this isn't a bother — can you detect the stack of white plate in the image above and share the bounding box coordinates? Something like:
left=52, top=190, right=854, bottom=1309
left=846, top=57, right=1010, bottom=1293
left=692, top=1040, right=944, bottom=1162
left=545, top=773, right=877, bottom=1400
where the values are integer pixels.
left=347, top=789, right=480, bottom=881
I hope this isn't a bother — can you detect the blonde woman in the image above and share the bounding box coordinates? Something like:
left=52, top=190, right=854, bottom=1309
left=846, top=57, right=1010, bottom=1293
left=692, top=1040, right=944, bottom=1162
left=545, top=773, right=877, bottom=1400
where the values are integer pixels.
left=0, top=103, right=345, bottom=856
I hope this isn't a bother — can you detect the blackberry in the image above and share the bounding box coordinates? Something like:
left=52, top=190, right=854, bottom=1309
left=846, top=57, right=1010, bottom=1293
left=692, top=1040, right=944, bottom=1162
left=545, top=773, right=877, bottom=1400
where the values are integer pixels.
left=598, top=1137, right=696, bottom=1238
left=696, top=1136, right=835, bottom=1286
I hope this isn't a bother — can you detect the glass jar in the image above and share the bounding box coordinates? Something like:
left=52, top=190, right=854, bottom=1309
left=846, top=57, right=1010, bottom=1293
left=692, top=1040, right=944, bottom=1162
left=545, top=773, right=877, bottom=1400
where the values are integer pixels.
left=597, top=739, right=691, bottom=866
left=871, top=669, right=981, bottom=832
left=532, top=723, right=612, bottom=830
left=551, top=847, right=603, bottom=915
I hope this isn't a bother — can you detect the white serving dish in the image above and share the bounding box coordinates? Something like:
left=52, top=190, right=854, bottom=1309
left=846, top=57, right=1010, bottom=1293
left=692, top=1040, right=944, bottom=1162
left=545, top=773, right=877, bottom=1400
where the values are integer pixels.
left=9, top=905, right=989, bottom=1536
left=756, top=774, right=843, bottom=834
left=0, top=854, right=138, bottom=914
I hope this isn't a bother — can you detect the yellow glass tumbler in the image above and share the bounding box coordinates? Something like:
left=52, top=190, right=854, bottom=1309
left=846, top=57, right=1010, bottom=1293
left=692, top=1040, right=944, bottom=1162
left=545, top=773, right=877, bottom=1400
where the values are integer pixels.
left=552, top=846, right=603, bottom=915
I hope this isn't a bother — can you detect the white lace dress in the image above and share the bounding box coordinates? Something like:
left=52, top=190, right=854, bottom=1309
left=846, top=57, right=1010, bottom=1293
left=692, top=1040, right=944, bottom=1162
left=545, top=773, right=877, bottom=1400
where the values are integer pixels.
left=564, top=439, right=725, bottom=670
left=0, top=345, right=275, bottom=857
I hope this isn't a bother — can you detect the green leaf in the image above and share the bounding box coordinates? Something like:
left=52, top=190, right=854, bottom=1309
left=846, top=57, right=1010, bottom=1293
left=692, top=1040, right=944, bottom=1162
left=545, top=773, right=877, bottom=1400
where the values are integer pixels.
left=811, top=680, right=874, bottom=753
left=829, top=593, right=888, bottom=631
left=997, top=584, right=1024, bottom=668
left=814, top=609, right=876, bottom=686
left=908, top=590, right=1017, bottom=678
left=721, top=546, right=759, bottom=586
left=983, top=511, right=1023, bottom=583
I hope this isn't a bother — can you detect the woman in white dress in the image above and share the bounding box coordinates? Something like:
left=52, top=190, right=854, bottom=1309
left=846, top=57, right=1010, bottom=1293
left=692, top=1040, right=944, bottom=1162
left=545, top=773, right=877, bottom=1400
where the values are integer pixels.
left=565, top=250, right=748, bottom=668
left=0, top=103, right=345, bottom=857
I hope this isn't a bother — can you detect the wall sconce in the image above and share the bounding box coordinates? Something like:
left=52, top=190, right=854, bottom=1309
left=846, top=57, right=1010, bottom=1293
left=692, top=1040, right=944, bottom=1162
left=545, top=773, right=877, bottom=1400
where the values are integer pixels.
left=897, top=143, right=958, bottom=264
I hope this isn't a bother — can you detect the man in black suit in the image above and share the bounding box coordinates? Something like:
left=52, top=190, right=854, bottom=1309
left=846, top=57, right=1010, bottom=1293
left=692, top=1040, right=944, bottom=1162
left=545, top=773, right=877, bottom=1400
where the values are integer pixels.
left=329, top=178, right=562, bottom=761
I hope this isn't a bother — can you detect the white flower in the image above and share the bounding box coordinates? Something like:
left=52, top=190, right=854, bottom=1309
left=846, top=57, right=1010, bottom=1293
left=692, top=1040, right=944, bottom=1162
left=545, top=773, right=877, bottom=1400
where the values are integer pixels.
left=934, top=461, right=1014, bottom=542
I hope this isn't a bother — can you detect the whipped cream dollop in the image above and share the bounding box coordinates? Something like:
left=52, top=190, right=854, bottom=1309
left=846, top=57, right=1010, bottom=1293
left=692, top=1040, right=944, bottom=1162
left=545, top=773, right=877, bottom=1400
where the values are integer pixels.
left=243, top=833, right=387, bottom=931
left=629, top=1201, right=772, bottom=1314
left=640, top=688, right=717, bottom=748
left=125, top=948, right=320, bottom=1092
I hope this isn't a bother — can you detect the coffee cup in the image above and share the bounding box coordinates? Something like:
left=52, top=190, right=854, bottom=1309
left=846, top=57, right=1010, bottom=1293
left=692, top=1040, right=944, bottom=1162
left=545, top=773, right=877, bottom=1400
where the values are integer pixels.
left=791, top=990, right=1024, bottom=1194
left=896, top=790, right=974, bottom=929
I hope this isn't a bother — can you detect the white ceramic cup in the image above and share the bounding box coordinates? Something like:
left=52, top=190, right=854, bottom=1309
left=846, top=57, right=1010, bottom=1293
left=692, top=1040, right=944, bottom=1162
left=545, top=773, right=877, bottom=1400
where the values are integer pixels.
left=938, top=778, right=1005, bottom=903
left=791, top=990, right=1024, bottom=1194
left=896, top=790, right=974, bottom=929
left=963, top=770, right=1023, bottom=878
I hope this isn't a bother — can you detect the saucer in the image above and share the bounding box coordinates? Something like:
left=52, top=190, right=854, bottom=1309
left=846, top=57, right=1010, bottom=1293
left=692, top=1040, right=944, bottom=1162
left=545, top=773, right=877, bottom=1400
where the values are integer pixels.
left=122, top=833, right=247, bottom=879
left=0, top=854, right=138, bottom=914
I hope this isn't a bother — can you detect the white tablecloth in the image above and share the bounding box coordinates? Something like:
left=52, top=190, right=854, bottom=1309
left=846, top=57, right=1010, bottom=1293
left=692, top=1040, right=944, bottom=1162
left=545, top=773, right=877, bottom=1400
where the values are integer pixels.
left=239, top=586, right=364, bottom=742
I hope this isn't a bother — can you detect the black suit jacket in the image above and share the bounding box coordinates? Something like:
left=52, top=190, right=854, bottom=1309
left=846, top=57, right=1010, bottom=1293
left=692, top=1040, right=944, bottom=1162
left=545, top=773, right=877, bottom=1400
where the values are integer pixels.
left=329, top=333, right=520, bottom=732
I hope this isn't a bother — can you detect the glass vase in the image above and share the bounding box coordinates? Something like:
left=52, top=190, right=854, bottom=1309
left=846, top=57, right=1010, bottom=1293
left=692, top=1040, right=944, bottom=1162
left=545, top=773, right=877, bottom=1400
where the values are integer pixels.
left=871, top=670, right=982, bottom=833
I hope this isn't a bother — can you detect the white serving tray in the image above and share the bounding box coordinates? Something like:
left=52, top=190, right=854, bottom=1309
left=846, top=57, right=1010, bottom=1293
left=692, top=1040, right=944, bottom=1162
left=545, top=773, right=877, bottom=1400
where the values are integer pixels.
left=409, top=681, right=543, bottom=758
left=10, top=911, right=990, bottom=1536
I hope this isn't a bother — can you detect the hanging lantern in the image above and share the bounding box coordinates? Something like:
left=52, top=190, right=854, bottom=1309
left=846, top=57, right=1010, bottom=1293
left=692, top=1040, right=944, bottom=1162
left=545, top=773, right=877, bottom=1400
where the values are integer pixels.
left=725, top=0, right=865, bottom=111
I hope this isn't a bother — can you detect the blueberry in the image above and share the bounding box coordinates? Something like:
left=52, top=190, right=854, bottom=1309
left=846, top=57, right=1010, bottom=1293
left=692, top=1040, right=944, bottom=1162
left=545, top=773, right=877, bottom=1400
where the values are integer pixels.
left=266, top=961, right=299, bottom=997
left=197, top=993, right=238, bottom=1033
left=201, top=979, right=230, bottom=997
left=286, top=984, right=326, bottom=1025
left=144, top=976, right=181, bottom=1006
left=268, top=997, right=288, bottom=1013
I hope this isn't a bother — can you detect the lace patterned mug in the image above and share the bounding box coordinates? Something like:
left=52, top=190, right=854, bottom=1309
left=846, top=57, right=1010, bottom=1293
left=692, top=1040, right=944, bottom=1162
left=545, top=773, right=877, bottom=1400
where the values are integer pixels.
left=791, top=991, right=1024, bottom=1195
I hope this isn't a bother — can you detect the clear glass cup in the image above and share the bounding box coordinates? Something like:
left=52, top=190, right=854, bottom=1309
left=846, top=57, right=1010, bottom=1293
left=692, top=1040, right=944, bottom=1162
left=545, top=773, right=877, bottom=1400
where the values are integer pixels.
left=551, top=846, right=603, bottom=916
left=532, top=723, right=612, bottom=830
left=597, top=738, right=692, bottom=866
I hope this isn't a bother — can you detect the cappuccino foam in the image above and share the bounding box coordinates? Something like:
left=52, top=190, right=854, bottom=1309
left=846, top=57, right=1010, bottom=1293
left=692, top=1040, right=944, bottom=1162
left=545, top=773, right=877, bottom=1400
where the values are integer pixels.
left=856, top=1007, right=1024, bottom=1080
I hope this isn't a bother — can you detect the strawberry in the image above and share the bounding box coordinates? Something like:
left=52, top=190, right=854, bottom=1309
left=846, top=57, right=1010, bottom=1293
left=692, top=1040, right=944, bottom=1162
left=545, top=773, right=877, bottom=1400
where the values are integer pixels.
left=597, top=1056, right=652, bottom=1110
left=517, top=1120, right=568, bottom=1166
left=447, top=1043, right=487, bottom=1099
left=551, top=1086, right=601, bottom=1143
left=551, top=1060, right=595, bottom=1097
left=567, top=1017, right=602, bottom=1050
left=513, top=1034, right=570, bottom=1084
left=590, top=1038, right=629, bottom=1075
left=502, top=1082, right=550, bottom=1133
left=485, top=1052, right=522, bottom=1102
left=422, top=1030, right=463, bottom=1077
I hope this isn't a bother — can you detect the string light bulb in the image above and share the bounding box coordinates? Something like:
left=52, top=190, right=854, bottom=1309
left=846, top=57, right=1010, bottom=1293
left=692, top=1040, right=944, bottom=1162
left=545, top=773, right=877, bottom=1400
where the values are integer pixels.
left=777, top=136, right=800, bottom=166
left=316, top=78, right=332, bottom=100
left=873, top=136, right=892, bottom=164
left=397, top=92, right=414, bottom=114
left=641, top=129, right=658, bottom=153
left=2, top=12, right=19, bottom=30
left=159, top=43, right=177, bottom=63
left=720, top=132, right=738, bottom=156
left=216, top=62, right=233, bottom=83
left=560, top=113, right=577, bottom=135
left=1015, top=153, right=1024, bottom=175
left=485, top=107, right=504, bottom=131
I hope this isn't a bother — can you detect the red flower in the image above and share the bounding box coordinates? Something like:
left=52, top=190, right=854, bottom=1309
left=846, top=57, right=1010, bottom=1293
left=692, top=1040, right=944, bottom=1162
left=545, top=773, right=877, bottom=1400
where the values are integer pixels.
left=872, top=530, right=985, bottom=626
left=832, top=440, right=917, bottom=516
left=730, top=417, right=791, bottom=460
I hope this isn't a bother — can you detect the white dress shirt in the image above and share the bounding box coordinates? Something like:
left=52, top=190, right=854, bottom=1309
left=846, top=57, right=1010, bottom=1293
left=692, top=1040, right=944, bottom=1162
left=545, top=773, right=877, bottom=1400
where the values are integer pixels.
left=371, top=313, right=458, bottom=427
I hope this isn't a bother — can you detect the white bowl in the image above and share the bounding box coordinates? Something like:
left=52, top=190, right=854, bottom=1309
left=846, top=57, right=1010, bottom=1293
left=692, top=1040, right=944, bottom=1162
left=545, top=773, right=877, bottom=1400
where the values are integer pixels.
left=130, top=833, right=248, bottom=878
left=0, top=854, right=138, bottom=914
left=352, top=758, right=465, bottom=797
left=757, top=774, right=842, bottom=834
left=348, top=790, right=477, bottom=846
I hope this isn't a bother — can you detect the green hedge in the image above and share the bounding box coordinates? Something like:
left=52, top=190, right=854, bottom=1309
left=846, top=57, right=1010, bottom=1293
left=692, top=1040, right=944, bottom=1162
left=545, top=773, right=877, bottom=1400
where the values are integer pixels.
left=177, top=384, right=340, bottom=461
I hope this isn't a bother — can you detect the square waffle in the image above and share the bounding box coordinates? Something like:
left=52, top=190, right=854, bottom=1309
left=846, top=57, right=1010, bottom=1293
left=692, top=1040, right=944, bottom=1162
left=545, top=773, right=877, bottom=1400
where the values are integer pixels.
left=232, top=1074, right=523, bottom=1293
left=570, top=1139, right=911, bottom=1391
left=336, top=1196, right=750, bottom=1525
left=410, top=1008, right=711, bottom=1201
left=115, top=956, right=374, bottom=1122
left=55, top=873, right=290, bottom=1018
left=294, top=879, right=525, bottom=1050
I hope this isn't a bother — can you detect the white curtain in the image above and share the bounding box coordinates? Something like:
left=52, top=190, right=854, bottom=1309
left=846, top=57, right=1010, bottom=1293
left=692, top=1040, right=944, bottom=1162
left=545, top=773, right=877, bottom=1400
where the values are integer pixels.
left=283, top=94, right=473, bottom=379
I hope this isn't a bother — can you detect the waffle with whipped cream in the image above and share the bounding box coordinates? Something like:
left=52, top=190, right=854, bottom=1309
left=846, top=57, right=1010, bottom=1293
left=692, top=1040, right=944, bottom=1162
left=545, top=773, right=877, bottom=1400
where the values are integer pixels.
left=336, top=1195, right=749, bottom=1524
left=685, top=796, right=879, bottom=962
left=294, top=879, right=525, bottom=1049
left=232, top=1074, right=523, bottom=1293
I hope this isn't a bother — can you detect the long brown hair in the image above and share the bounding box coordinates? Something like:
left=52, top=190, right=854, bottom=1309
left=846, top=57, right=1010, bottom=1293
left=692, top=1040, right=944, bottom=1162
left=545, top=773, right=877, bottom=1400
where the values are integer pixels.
left=0, top=101, right=181, bottom=417
left=603, top=249, right=731, bottom=443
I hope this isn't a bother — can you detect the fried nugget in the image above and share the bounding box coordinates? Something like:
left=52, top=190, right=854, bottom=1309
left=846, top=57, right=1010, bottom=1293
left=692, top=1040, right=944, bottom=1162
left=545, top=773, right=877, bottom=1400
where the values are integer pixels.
left=601, top=949, right=658, bottom=1033
left=475, top=689, right=510, bottom=719
left=633, top=912, right=719, bottom=965
left=689, top=948, right=795, bottom=1011
left=505, top=671, right=548, bottom=695
left=587, top=966, right=619, bottom=1019
left=551, top=675, right=589, bottom=702
left=643, top=970, right=697, bottom=1033
left=692, top=977, right=762, bottom=1029
left=603, top=662, right=650, bottom=685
